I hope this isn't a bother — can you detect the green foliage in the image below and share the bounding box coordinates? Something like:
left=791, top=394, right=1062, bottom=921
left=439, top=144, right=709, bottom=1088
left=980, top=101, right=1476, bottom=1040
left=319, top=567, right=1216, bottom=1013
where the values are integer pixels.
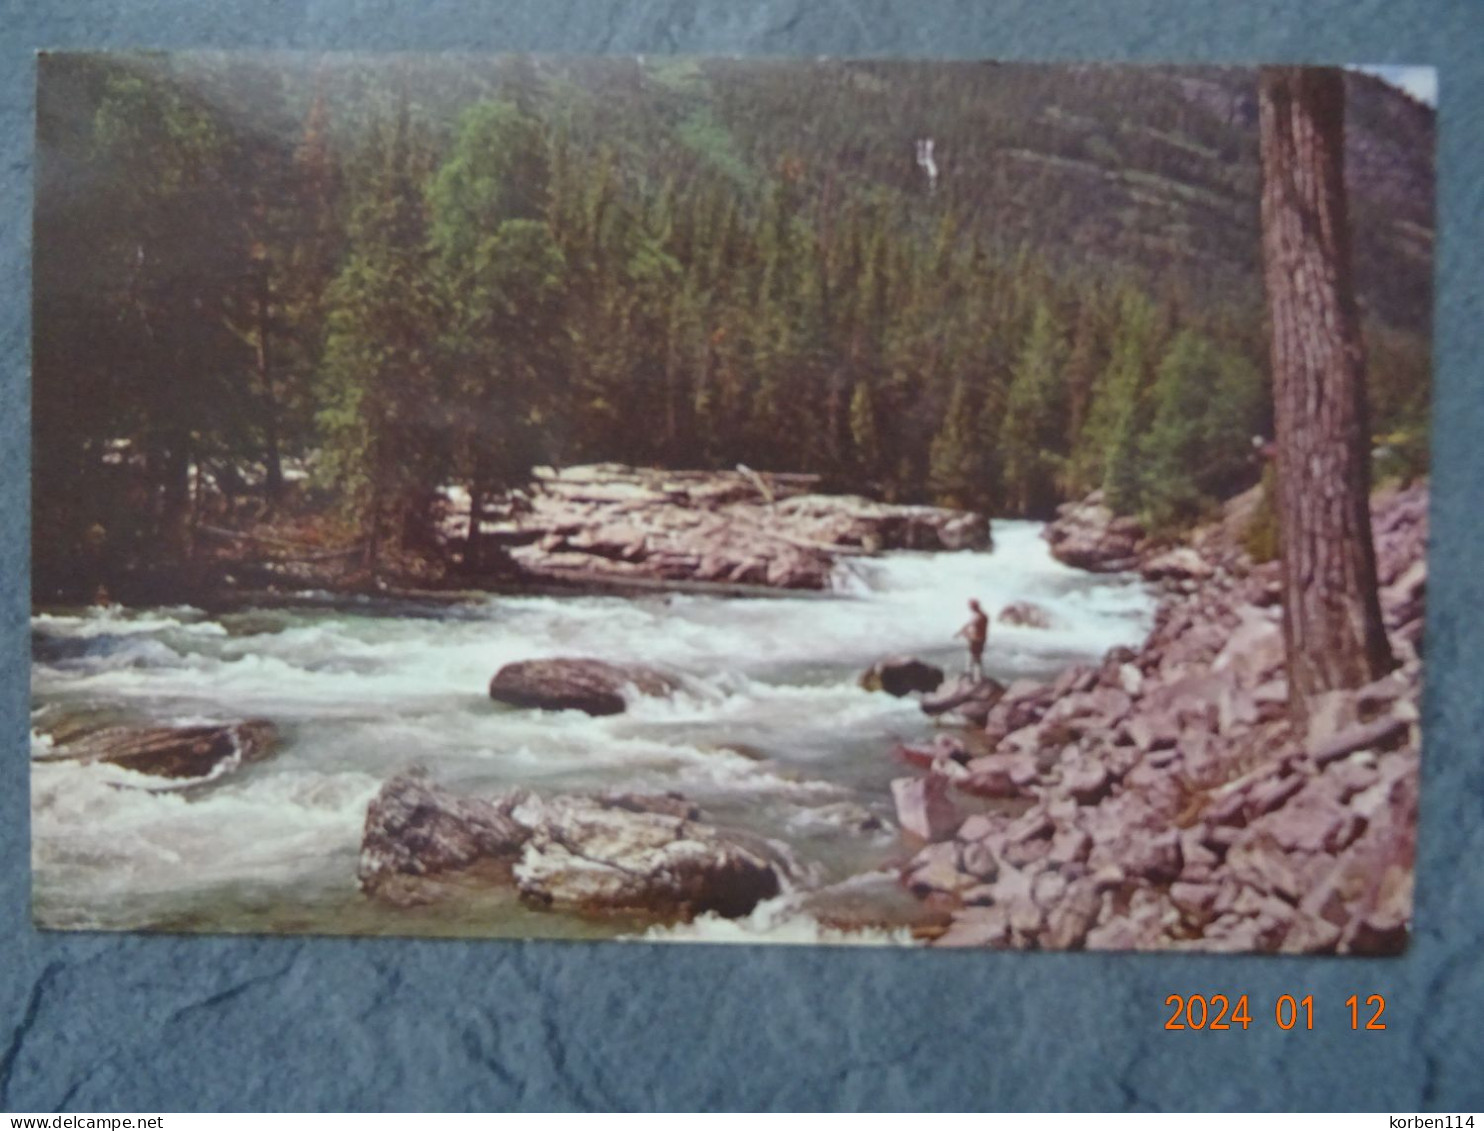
left=31, top=54, right=1435, bottom=597
left=676, top=106, right=753, bottom=187
left=999, top=302, right=1068, bottom=517
left=1137, top=330, right=1264, bottom=529
left=849, top=381, right=883, bottom=478
left=430, top=99, right=570, bottom=505
left=429, top=101, right=549, bottom=265
left=1366, top=323, right=1432, bottom=484
left=928, top=378, right=981, bottom=509
left=318, top=97, right=445, bottom=569
left=1079, top=288, right=1159, bottom=502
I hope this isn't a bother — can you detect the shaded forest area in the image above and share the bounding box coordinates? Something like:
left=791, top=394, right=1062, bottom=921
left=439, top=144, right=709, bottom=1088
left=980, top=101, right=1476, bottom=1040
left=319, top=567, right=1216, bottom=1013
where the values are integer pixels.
left=32, top=55, right=1435, bottom=600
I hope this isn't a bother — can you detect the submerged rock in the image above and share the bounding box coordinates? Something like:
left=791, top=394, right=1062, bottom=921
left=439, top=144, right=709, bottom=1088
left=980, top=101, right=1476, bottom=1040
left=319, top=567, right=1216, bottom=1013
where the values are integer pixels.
left=358, top=773, right=782, bottom=920
left=488, top=657, right=679, bottom=716
left=997, top=601, right=1054, bottom=629
left=42, top=719, right=278, bottom=783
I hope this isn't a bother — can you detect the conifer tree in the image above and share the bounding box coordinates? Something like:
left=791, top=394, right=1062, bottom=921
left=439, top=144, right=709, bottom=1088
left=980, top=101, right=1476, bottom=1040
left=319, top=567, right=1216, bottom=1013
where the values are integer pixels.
left=849, top=380, right=883, bottom=480
left=928, top=377, right=979, bottom=508
left=318, top=93, right=443, bottom=576
left=1000, top=301, right=1067, bottom=516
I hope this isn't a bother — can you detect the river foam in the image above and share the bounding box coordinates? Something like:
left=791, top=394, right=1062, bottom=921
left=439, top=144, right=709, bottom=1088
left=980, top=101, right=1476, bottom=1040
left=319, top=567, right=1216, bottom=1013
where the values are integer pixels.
left=31, top=520, right=1155, bottom=937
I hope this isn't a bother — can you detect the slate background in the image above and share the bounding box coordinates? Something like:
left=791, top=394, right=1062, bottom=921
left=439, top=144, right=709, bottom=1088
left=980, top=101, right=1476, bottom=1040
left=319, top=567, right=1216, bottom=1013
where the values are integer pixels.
left=3, top=0, right=1481, bottom=1112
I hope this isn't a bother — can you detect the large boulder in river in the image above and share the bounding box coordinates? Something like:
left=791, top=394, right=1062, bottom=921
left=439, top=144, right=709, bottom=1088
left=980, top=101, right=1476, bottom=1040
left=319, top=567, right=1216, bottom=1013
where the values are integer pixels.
left=1042, top=492, right=1145, bottom=572
left=488, top=657, right=679, bottom=716
left=358, top=772, right=531, bottom=904
left=513, top=795, right=781, bottom=918
left=358, top=773, right=781, bottom=919
left=861, top=655, right=945, bottom=697
left=41, top=719, right=278, bottom=783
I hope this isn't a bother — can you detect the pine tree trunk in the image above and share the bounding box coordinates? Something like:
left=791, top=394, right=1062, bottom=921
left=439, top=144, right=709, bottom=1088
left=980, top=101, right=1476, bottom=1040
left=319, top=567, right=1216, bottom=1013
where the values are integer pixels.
left=1258, top=66, right=1393, bottom=727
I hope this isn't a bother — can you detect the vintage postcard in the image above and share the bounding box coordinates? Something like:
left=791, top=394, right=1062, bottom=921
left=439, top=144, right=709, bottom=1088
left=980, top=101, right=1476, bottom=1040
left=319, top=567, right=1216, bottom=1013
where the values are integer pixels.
left=31, top=54, right=1433, bottom=952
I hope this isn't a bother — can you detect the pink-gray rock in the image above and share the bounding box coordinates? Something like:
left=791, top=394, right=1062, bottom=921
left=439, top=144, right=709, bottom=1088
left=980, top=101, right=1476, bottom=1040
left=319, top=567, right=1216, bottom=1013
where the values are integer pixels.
left=1141, top=547, right=1214, bottom=582
left=957, top=758, right=1026, bottom=799
left=1212, top=614, right=1285, bottom=687
left=1042, top=879, right=1104, bottom=949
left=1043, top=493, right=1145, bottom=572
left=891, top=774, right=961, bottom=841
left=489, top=657, right=679, bottom=716
left=513, top=796, right=781, bottom=918
left=959, top=839, right=1000, bottom=881
left=1127, top=711, right=1181, bottom=753
left=1064, top=761, right=1113, bottom=805
left=903, top=842, right=975, bottom=897
left=358, top=773, right=534, bottom=904
left=1124, top=829, right=1183, bottom=883
left=934, top=905, right=1011, bottom=947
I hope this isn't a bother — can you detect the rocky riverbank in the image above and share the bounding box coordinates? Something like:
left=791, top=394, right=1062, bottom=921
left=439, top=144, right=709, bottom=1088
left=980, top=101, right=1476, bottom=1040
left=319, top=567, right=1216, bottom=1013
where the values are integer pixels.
left=444, top=464, right=992, bottom=592
left=894, top=481, right=1427, bottom=953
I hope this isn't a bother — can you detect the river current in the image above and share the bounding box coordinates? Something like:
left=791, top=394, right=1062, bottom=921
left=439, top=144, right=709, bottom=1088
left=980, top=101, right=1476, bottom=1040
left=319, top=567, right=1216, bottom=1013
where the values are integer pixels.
left=30, top=521, right=1155, bottom=944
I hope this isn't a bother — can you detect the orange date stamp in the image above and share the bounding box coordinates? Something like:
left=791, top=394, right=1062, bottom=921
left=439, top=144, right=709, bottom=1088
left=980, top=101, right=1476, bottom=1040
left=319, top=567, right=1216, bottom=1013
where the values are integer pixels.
left=1163, top=993, right=1388, bottom=1031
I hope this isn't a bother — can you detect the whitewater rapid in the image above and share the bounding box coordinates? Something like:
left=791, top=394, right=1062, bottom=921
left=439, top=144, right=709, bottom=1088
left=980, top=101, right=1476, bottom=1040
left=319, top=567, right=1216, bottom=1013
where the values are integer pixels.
left=30, top=521, right=1155, bottom=941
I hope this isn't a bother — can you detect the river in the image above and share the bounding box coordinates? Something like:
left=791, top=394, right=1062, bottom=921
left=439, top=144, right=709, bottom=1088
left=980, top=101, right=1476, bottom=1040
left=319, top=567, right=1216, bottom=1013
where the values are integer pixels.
left=30, top=521, right=1155, bottom=944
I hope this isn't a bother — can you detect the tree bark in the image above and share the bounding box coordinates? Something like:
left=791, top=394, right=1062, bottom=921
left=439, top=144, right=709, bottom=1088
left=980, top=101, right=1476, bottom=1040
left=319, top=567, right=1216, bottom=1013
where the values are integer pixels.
left=1258, top=66, right=1393, bottom=727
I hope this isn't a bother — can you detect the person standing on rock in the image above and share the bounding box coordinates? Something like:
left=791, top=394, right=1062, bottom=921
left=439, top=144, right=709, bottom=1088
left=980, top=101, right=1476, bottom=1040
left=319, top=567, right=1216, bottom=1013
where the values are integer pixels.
left=956, top=599, right=990, bottom=681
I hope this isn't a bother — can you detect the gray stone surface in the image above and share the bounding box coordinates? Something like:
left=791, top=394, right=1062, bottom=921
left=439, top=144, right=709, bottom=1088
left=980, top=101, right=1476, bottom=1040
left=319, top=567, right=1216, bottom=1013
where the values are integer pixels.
left=4, top=0, right=1483, bottom=1112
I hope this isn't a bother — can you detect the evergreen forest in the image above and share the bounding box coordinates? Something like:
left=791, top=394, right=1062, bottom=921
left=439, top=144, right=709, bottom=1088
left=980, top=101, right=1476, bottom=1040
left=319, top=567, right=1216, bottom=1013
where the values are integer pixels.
left=32, top=54, right=1435, bottom=598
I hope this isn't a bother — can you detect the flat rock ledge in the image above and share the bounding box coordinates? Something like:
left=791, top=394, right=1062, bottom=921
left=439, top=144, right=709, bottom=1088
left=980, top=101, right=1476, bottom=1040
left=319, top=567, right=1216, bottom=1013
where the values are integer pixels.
left=443, top=463, right=991, bottom=592
left=488, top=657, right=680, bottom=716
left=359, top=772, right=783, bottom=920
left=34, top=718, right=278, bottom=785
left=897, top=483, right=1426, bottom=955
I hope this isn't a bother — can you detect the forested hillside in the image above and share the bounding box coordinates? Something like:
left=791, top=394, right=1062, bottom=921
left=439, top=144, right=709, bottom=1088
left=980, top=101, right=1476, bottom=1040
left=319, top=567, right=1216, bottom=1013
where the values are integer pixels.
left=33, top=54, right=1434, bottom=598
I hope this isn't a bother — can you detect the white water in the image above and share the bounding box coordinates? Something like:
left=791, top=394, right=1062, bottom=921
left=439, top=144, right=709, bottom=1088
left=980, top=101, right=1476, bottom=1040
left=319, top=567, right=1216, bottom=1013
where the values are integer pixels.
left=30, top=521, right=1155, bottom=940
